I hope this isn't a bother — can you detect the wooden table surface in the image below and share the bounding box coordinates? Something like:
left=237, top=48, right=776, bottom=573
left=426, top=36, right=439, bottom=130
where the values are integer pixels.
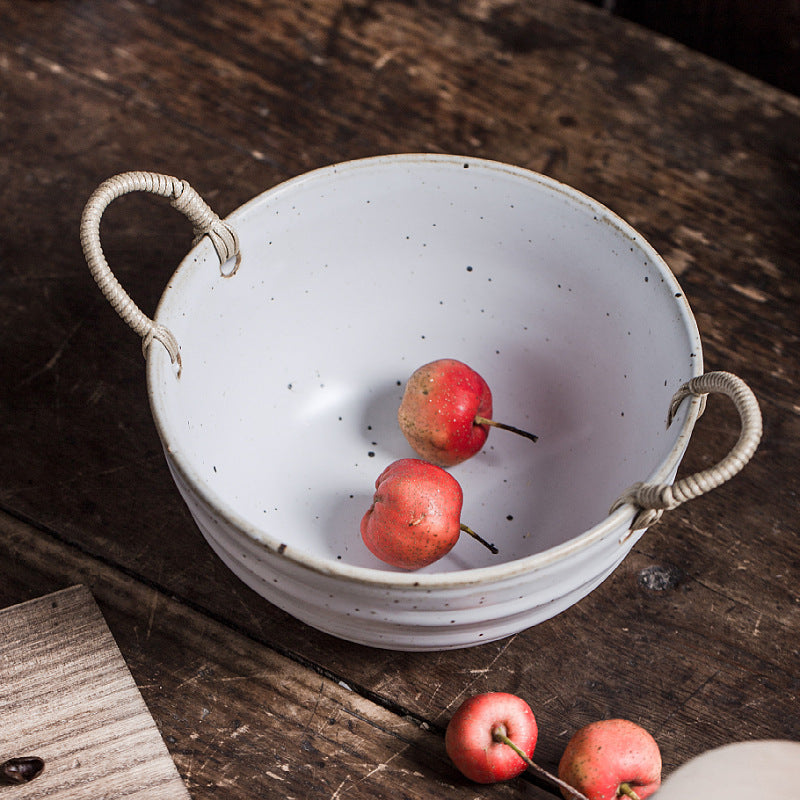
left=1, top=1, right=798, bottom=797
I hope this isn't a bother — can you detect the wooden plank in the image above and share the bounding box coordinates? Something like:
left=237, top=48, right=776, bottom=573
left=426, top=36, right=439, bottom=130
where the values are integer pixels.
left=0, top=586, right=190, bottom=799
left=0, top=512, right=545, bottom=800
left=1, top=3, right=797, bottom=648
left=1, top=497, right=798, bottom=788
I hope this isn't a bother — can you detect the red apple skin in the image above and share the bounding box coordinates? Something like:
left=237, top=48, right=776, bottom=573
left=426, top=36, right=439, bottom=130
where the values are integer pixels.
left=445, top=692, right=538, bottom=784
left=558, top=719, right=662, bottom=800
left=398, top=359, right=492, bottom=466
left=360, top=458, right=463, bottom=570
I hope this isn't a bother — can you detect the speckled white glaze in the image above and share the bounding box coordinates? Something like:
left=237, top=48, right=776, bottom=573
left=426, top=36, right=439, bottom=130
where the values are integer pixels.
left=146, top=154, right=703, bottom=650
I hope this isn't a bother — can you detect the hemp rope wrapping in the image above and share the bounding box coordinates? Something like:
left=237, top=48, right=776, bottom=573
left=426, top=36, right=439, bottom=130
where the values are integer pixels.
left=80, top=171, right=241, bottom=375
left=611, top=371, right=762, bottom=535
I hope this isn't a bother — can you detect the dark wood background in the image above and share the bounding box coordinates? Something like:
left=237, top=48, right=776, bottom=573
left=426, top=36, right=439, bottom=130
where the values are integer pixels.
left=583, top=0, right=800, bottom=96
left=1, top=0, right=799, bottom=797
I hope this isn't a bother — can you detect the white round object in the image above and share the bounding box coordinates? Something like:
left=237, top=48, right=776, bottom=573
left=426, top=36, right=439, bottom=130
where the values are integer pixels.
left=655, top=740, right=800, bottom=798
left=147, top=154, right=703, bottom=650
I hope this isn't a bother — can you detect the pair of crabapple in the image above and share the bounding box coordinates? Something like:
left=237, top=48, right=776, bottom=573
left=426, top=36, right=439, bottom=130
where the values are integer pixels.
left=360, top=359, right=538, bottom=570
left=446, top=692, right=662, bottom=800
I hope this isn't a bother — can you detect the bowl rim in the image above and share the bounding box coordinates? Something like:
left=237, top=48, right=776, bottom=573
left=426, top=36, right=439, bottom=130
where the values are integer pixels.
left=147, top=152, right=704, bottom=589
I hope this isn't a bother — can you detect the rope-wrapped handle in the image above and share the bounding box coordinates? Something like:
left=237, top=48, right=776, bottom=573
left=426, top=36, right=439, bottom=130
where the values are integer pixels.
left=611, top=371, right=762, bottom=535
left=80, top=171, right=241, bottom=375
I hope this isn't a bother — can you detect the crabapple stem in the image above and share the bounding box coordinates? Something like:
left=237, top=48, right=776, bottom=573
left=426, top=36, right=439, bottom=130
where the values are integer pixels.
left=474, top=415, right=539, bottom=443
left=459, top=523, right=499, bottom=554
left=618, top=783, right=641, bottom=800
left=491, top=726, right=590, bottom=800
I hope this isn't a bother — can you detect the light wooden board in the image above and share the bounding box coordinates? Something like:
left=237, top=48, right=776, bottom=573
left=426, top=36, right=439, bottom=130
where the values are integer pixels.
left=0, top=586, right=190, bottom=799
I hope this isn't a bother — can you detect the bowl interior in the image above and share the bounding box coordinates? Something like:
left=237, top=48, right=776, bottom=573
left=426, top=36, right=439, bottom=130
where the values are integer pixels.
left=149, top=155, right=701, bottom=575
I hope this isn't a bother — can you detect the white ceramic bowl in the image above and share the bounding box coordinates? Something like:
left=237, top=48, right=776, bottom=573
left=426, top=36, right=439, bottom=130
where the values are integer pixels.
left=654, top=740, right=800, bottom=798
left=89, top=155, right=710, bottom=650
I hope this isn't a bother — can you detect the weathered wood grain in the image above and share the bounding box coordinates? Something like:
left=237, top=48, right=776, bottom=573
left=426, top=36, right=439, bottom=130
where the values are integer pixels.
left=0, top=0, right=798, bottom=796
left=0, top=512, right=552, bottom=799
left=0, top=586, right=190, bottom=799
